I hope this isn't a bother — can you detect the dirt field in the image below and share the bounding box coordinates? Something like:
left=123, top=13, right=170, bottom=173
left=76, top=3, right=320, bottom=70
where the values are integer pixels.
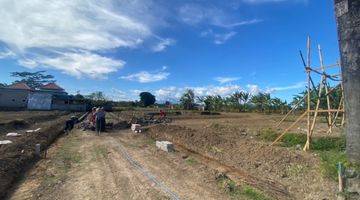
left=2, top=111, right=342, bottom=199
left=0, top=111, right=79, bottom=198
left=9, top=129, right=230, bottom=200
left=147, top=112, right=340, bottom=199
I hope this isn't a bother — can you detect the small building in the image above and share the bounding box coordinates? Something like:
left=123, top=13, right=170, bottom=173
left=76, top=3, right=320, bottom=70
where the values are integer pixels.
left=0, top=83, right=33, bottom=110
left=0, top=82, right=87, bottom=111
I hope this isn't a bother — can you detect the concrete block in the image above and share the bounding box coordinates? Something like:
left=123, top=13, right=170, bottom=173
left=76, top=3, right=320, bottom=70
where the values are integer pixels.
left=35, top=144, right=41, bottom=157
left=6, top=132, right=21, bottom=137
left=0, top=140, right=12, bottom=145
left=131, top=124, right=141, bottom=132
left=156, top=141, right=174, bottom=152
left=26, top=128, right=41, bottom=133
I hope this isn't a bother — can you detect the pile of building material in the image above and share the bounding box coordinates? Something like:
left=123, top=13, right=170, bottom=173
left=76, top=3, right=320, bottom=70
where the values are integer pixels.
left=131, top=124, right=142, bottom=133
left=156, top=141, right=174, bottom=152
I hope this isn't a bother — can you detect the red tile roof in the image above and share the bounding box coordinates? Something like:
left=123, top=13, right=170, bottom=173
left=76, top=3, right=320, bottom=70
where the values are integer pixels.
left=8, top=82, right=32, bottom=90
left=41, top=83, right=64, bottom=91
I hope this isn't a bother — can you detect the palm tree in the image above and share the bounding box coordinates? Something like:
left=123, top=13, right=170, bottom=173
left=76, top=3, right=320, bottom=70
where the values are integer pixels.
left=180, top=89, right=195, bottom=110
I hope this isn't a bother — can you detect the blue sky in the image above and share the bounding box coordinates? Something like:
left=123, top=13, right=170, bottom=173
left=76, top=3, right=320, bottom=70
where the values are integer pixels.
left=0, top=0, right=341, bottom=102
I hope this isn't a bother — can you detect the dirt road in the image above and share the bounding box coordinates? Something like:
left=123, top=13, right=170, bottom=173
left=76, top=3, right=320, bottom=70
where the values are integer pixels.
left=8, top=129, right=229, bottom=200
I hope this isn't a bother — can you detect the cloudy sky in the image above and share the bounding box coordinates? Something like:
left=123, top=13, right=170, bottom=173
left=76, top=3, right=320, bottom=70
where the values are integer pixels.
left=0, top=0, right=340, bottom=102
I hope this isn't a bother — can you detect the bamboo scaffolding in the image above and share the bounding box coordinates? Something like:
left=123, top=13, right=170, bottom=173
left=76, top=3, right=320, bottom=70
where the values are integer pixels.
left=272, top=37, right=344, bottom=150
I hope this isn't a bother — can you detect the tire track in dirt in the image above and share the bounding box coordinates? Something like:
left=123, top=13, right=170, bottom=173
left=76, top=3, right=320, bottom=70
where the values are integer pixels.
left=59, top=132, right=168, bottom=200
left=108, top=139, right=180, bottom=200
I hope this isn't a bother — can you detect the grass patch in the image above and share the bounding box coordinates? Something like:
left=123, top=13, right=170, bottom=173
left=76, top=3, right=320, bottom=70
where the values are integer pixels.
left=318, top=150, right=349, bottom=181
left=258, top=128, right=351, bottom=182
left=258, top=128, right=345, bottom=151
left=185, top=157, right=197, bottom=165
left=40, top=134, right=82, bottom=188
left=216, top=174, right=271, bottom=200
left=258, top=128, right=278, bottom=142
left=92, top=145, right=108, bottom=159
left=55, top=135, right=82, bottom=172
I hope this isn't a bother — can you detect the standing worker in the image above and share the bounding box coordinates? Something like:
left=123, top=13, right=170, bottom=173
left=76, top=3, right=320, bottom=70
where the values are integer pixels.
left=95, top=107, right=106, bottom=135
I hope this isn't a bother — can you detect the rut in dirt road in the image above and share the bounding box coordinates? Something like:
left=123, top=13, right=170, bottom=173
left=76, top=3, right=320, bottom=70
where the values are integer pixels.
left=108, top=139, right=180, bottom=200
left=9, top=129, right=229, bottom=200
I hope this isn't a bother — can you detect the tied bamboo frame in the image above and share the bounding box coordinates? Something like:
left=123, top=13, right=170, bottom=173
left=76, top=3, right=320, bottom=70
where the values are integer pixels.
left=272, top=37, right=344, bottom=151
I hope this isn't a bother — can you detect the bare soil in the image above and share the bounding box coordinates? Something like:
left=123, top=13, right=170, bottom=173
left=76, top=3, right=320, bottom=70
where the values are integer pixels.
left=3, top=111, right=341, bottom=200
left=146, top=112, right=339, bottom=199
left=9, top=129, right=229, bottom=200
left=0, top=111, right=78, bottom=199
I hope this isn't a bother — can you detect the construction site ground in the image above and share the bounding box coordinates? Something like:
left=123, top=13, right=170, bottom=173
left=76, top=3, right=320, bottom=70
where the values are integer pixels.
left=1, top=111, right=341, bottom=200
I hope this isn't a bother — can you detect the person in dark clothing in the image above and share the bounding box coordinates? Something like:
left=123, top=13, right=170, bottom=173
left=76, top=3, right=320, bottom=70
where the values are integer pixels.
left=64, top=116, right=78, bottom=134
left=95, top=107, right=106, bottom=135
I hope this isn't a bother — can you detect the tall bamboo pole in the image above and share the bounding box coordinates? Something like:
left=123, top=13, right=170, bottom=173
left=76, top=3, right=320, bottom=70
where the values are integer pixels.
left=318, top=45, right=333, bottom=133
left=305, top=36, right=312, bottom=151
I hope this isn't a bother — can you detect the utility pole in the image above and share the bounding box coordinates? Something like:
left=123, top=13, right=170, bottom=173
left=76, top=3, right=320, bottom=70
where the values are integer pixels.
left=334, top=0, right=360, bottom=164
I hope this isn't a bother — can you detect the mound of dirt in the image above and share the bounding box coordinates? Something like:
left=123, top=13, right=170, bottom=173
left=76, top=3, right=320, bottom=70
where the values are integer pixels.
left=147, top=124, right=337, bottom=199
left=0, top=114, right=75, bottom=199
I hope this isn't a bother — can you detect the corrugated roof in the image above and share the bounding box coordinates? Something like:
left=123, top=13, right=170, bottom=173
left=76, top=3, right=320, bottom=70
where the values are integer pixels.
left=41, top=83, right=64, bottom=91
left=8, top=82, right=32, bottom=90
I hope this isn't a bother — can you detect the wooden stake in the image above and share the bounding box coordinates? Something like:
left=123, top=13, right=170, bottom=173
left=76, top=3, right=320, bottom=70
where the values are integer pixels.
left=271, top=111, right=308, bottom=146
left=276, top=94, right=307, bottom=128
left=305, top=36, right=312, bottom=151
left=329, top=96, right=344, bottom=131
left=304, top=72, right=325, bottom=151
left=318, top=45, right=333, bottom=133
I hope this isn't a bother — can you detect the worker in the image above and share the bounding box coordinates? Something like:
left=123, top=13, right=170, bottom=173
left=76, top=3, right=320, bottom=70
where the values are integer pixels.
left=95, top=107, right=106, bottom=135
left=160, top=109, right=166, bottom=118
left=82, top=107, right=96, bottom=131
left=64, top=116, right=78, bottom=134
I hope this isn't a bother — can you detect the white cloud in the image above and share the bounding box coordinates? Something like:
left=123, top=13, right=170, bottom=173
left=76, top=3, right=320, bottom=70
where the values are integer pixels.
left=107, top=88, right=136, bottom=101
left=0, top=0, right=170, bottom=78
left=40, top=51, right=125, bottom=79
left=266, top=81, right=305, bottom=93
left=120, top=66, right=170, bottom=83
left=107, top=81, right=304, bottom=102
left=152, top=38, right=175, bottom=52
left=214, top=76, right=241, bottom=84
left=201, top=30, right=237, bottom=44
left=0, top=0, right=150, bottom=51
left=246, top=81, right=305, bottom=95
left=154, top=85, right=242, bottom=102
left=216, top=19, right=263, bottom=28
left=18, top=59, right=38, bottom=68
left=0, top=49, right=15, bottom=59
left=247, top=84, right=261, bottom=95
left=178, top=3, right=261, bottom=28
left=214, top=32, right=237, bottom=44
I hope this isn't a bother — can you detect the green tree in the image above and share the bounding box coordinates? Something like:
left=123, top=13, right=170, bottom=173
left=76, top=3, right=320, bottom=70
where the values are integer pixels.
left=180, top=89, right=195, bottom=110
left=139, top=92, right=156, bottom=107
left=11, top=71, right=55, bottom=89
left=231, top=91, right=250, bottom=112
left=251, top=93, right=271, bottom=113
left=87, top=91, right=107, bottom=102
